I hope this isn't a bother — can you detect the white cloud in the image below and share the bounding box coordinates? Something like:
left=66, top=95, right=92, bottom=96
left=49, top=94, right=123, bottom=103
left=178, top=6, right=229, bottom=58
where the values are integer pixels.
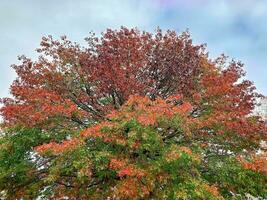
left=0, top=0, right=266, bottom=99
left=0, top=0, right=158, bottom=98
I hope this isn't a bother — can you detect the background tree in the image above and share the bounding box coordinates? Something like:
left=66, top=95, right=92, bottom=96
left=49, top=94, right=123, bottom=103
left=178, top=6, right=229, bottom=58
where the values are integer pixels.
left=0, top=27, right=266, bottom=199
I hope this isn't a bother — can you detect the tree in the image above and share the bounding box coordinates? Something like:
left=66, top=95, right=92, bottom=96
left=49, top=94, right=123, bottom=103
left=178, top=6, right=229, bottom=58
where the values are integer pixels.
left=0, top=27, right=205, bottom=129
left=0, top=27, right=266, bottom=199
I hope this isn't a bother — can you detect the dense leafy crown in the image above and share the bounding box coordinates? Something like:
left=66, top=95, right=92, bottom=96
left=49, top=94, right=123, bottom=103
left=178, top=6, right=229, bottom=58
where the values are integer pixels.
left=0, top=27, right=266, bottom=199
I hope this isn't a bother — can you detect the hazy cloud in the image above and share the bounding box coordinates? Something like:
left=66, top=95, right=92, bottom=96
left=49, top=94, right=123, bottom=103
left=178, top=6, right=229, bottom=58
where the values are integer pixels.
left=0, top=0, right=266, bottom=99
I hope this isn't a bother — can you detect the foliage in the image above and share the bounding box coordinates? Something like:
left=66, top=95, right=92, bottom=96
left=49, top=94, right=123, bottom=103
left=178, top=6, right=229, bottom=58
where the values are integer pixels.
left=0, top=27, right=266, bottom=199
left=0, top=128, right=50, bottom=199
left=0, top=27, right=206, bottom=128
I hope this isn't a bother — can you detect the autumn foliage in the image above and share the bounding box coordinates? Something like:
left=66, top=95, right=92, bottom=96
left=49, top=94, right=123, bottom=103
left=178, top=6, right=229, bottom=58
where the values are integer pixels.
left=0, top=27, right=266, bottom=199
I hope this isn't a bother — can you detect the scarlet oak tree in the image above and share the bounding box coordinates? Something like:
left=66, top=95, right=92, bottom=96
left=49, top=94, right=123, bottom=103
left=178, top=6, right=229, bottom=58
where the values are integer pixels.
left=0, top=27, right=266, bottom=199
left=0, top=28, right=205, bottom=128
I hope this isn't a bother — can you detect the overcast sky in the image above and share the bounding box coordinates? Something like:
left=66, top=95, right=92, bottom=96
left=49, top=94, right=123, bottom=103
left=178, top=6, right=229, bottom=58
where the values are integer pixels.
left=0, top=0, right=266, bottom=99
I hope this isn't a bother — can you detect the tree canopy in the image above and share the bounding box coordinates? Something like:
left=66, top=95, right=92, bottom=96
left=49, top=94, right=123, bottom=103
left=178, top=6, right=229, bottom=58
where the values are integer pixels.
left=0, top=27, right=266, bottom=199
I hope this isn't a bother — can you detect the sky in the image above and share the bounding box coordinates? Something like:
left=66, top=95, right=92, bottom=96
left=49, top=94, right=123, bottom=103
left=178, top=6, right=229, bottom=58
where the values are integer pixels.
left=0, top=0, right=266, bottom=99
